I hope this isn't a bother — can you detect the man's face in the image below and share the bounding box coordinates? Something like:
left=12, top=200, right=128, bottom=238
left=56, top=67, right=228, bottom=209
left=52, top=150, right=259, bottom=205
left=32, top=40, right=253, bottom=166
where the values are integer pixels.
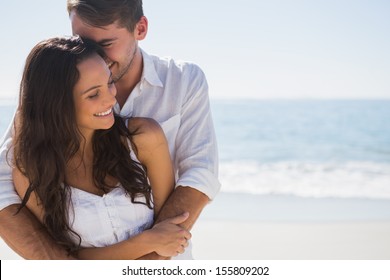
left=70, top=10, right=138, bottom=83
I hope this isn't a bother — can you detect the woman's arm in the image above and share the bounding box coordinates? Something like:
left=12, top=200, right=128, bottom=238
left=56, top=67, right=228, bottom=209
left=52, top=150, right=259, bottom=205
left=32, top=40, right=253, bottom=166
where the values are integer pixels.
left=78, top=118, right=182, bottom=259
left=78, top=212, right=190, bottom=260
left=128, top=117, right=175, bottom=216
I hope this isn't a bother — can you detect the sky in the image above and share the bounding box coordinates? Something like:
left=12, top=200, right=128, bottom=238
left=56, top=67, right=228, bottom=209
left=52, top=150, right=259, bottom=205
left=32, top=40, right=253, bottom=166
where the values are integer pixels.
left=1, top=0, right=389, bottom=102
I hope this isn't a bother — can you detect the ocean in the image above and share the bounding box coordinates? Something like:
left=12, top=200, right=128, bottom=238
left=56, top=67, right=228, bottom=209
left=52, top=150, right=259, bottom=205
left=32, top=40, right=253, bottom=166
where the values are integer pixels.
left=1, top=99, right=390, bottom=200
left=211, top=99, right=390, bottom=200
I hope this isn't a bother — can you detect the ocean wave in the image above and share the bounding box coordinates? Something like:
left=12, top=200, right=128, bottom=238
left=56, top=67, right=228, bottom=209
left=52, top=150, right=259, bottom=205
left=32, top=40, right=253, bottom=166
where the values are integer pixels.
left=219, top=160, right=390, bottom=199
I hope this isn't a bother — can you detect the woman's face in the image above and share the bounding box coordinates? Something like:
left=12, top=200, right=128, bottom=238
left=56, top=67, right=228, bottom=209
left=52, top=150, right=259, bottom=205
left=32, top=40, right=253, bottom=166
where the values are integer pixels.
left=73, top=53, right=117, bottom=137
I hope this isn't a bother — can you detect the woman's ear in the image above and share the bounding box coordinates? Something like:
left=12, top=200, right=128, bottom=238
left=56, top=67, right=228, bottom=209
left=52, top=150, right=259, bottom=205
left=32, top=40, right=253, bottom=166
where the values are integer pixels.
left=134, top=16, right=148, bottom=40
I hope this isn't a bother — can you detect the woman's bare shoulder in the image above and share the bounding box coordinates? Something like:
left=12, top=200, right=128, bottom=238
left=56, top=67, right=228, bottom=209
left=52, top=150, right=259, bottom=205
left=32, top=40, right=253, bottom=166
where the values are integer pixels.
left=127, top=117, right=167, bottom=152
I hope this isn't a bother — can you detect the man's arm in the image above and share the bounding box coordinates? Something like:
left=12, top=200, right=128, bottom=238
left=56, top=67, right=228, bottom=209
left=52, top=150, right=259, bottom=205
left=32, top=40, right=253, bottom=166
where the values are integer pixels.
left=0, top=204, right=75, bottom=259
left=138, top=64, right=220, bottom=260
left=155, top=186, right=209, bottom=230
left=137, top=186, right=209, bottom=260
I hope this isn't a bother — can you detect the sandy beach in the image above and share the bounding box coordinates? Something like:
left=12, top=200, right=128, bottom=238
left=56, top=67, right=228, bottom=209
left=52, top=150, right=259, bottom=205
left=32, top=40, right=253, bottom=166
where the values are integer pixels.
left=1, top=192, right=390, bottom=260
left=191, top=220, right=390, bottom=260
left=191, top=193, right=390, bottom=260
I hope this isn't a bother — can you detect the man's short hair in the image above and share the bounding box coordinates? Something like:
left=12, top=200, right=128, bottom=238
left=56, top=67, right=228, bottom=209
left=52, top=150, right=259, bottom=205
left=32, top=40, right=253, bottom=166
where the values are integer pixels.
left=67, top=0, right=144, bottom=32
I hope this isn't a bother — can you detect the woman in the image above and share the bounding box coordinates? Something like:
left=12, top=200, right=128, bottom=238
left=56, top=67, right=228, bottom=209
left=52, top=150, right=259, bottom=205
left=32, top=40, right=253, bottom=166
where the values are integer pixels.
left=11, top=36, right=190, bottom=259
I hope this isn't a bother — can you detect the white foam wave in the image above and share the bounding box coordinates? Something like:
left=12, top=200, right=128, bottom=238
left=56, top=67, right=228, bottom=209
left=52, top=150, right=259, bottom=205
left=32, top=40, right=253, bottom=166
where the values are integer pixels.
left=219, top=160, right=390, bottom=199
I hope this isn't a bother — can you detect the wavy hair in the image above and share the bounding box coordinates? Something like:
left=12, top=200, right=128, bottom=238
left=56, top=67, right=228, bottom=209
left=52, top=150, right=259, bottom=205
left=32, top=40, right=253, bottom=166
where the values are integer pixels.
left=13, top=36, right=152, bottom=252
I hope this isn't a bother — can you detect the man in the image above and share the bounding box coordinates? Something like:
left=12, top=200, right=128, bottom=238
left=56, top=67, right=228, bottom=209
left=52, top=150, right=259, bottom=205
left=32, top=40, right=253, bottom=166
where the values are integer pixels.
left=0, top=0, right=220, bottom=260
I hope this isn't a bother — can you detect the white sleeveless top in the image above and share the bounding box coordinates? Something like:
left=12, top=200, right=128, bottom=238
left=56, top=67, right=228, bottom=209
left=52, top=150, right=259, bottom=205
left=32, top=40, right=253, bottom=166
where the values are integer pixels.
left=67, top=142, right=154, bottom=248
left=68, top=185, right=154, bottom=248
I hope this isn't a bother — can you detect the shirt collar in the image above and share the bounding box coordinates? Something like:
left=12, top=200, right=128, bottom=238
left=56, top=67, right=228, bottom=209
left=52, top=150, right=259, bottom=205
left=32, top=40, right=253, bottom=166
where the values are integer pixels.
left=140, top=48, right=163, bottom=88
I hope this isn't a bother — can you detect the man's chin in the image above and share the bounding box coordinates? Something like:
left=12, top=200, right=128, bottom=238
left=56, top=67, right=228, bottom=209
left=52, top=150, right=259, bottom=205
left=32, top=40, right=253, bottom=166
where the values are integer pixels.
left=112, top=70, right=127, bottom=83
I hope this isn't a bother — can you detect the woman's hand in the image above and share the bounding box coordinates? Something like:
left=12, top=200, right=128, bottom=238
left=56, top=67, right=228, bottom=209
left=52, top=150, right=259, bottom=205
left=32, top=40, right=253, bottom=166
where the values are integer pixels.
left=146, top=212, right=192, bottom=257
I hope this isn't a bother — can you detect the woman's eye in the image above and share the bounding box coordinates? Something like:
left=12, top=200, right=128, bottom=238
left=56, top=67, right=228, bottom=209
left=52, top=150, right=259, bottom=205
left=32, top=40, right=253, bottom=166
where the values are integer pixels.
left=88, top=92, right=99, bottom=99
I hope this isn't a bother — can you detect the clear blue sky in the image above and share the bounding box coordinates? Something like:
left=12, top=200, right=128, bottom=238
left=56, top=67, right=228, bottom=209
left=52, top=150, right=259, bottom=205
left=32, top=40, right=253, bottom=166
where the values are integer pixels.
left=1, top=0, right=390, bottom=102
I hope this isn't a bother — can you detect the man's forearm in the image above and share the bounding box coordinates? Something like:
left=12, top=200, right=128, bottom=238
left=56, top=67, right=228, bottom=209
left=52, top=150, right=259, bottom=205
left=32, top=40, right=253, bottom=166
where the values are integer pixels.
left=0, top=204, right=75, bottom=260
left=155, top=186, right=209, bottom=230
left=137, top=186, right=209, bottom=260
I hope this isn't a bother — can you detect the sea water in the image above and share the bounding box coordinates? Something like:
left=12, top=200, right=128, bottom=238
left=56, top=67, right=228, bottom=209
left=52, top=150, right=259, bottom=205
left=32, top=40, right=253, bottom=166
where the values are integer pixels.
left=211, top=99, right=390, bottom=200
left=1, top=99, right=390, bottom=200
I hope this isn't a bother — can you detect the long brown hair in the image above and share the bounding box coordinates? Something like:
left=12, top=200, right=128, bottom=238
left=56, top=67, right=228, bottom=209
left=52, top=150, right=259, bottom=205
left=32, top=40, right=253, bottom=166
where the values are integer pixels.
left=14, top=36, right=152, bottom=252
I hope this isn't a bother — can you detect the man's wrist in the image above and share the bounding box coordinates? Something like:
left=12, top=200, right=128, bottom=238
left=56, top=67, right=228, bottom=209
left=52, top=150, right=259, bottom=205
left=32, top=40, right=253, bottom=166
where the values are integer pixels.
left=155, top=186, right=209, bottom=230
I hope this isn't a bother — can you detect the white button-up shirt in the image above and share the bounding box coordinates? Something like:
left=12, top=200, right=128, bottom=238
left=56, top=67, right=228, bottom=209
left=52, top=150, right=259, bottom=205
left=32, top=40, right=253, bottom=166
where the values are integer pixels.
left=0, top=49, right=221, bottom=210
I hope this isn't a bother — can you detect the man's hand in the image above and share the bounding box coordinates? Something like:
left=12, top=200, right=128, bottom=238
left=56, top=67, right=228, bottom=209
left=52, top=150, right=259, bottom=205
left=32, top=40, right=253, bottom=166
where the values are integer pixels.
left=0, top=204, right=75, bottom=260
left=137, top=186, right=209, bottom=260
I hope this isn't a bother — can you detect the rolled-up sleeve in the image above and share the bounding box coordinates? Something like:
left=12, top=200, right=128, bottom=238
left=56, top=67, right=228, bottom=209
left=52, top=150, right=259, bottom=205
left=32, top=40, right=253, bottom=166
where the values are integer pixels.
left=174, top=65, right=221, bottom=199
left=0, top=119, right=21, bottom=210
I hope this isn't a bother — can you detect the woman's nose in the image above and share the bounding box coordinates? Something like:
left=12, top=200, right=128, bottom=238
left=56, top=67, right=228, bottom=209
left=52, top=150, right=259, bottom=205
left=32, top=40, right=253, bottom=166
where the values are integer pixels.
left=104, top=84, right=117, bottom=106
left=109, top=82, right=117, bottom=97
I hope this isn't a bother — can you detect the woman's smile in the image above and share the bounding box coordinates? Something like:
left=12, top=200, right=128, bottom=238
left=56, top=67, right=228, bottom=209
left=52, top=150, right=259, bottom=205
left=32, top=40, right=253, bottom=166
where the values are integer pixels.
left=94, top=107, right=113, bottom=117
